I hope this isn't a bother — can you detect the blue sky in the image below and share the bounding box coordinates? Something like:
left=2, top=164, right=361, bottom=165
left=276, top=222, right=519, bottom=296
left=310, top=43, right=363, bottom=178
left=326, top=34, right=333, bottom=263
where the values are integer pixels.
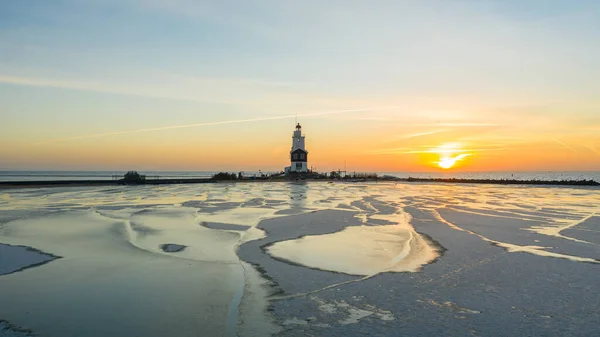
left=1, top=0, right=599, bottom=171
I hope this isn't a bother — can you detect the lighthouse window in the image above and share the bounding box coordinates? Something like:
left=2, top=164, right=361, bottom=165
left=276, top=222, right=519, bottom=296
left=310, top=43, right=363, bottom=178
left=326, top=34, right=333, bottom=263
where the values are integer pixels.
left=293, top=153, right=298, bottom=160
left=296, top=163, right=302, bottom=169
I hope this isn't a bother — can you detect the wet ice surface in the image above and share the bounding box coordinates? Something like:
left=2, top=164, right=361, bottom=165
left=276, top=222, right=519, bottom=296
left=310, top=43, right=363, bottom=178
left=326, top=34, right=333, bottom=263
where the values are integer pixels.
left=1, top=182, right=600, bottom=336
left=265, top=211, right=441, bottom=276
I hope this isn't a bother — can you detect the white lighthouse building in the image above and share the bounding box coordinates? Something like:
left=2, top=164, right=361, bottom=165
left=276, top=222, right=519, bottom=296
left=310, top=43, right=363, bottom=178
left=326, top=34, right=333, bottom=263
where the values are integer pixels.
left=285, top=123, right=309, bottom=173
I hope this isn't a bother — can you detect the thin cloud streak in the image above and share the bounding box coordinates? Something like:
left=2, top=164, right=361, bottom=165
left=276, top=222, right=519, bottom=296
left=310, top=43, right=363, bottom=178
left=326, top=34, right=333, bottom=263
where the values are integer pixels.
left=396, top=130, right=448, bottom=139
left=406, top=123, right=500, bottom=127
left=552, top=138, right=578, bottom=153
left=583, top=145, right=600, bottom=157
left=402, top=148, right=506, bottom=154
left=0, top=74, right=238, bottom=105
left=35, top=106, right=399, bottom=145
left=367, top=147, right=507, bottom=155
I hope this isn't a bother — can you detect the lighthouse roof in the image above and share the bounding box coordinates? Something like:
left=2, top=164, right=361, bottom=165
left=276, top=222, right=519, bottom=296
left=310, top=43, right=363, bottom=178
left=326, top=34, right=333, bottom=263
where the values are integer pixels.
left=291, top=148, right=308, bottom=154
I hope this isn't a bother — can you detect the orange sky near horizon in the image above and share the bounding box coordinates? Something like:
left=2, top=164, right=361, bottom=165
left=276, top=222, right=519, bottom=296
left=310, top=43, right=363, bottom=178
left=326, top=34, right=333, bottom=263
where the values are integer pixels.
left=3, top=108, right=599, bottom=172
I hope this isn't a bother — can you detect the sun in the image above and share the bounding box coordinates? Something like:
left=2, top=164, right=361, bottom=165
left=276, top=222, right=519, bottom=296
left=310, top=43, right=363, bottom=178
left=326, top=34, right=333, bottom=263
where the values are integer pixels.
left=432, top=143, right=471, bottom=169
left=438, top=156, right=458, bottom=169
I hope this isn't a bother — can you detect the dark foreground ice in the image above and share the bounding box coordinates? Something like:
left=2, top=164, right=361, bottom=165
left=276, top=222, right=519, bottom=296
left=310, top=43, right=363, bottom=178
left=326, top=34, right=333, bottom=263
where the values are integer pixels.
left=159, top=243, right=187, bottom=253
left=1, top=182, right=599, bottom=336
left=0, top=320, right=34, bottom=337
left=0, top=244, right=60, bottom=276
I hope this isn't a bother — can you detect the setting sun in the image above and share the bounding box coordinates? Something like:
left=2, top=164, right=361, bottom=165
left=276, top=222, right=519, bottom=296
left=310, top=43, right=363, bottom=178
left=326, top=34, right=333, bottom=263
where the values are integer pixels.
left=432, top=143, right=471, bottom=170
left=438, top=156, right=457, bottom=169
left=437, top=154, right=470, bottom=169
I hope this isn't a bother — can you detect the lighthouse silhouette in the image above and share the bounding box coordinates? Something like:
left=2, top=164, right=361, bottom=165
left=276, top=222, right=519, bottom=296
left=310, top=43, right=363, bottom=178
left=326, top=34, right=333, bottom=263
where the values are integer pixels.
left=285, top=123, right=308, bottom=173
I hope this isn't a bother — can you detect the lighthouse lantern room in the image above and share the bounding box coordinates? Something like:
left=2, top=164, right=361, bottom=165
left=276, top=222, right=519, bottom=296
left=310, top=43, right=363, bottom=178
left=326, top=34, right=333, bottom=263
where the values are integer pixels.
left=285, top=123, right=308, bottom=173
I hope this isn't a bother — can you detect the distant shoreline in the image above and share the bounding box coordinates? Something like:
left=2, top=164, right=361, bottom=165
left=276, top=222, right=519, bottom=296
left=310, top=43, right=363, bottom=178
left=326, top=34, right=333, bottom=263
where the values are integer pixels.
left=0, top=177, right=598, bottom=189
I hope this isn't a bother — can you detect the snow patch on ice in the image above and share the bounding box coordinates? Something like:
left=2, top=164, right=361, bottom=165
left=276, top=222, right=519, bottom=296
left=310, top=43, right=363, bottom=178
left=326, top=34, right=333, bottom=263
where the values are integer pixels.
left=339, top=307, right=374, bottom=325
left=282, top=317, right=308, bottom=326
left=421, top=299, right=481, bottom=314
left=310, top=297, right=396, bottom=326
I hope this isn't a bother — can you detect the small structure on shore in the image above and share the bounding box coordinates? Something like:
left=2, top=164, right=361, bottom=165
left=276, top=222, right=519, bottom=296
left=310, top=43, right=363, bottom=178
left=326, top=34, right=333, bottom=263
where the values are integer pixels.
left=123, top=171, right=146, bottom=184
left=284, top=123, right=308, bottom=174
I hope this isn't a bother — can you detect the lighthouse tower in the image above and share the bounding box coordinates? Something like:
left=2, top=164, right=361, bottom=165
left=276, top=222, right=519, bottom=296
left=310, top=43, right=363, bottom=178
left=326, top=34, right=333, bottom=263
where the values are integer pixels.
left=287, top=123, right=308, bottom=173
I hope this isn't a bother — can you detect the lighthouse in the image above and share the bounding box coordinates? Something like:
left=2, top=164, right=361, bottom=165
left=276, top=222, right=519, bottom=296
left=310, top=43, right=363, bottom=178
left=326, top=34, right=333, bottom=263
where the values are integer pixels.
left=286, top=123, right=308, bottom=173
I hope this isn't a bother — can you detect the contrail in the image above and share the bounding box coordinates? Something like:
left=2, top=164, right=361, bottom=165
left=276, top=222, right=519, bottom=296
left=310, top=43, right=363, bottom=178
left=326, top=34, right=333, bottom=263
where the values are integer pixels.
left=36, top=106, right=398, bottom=145
left=552, top=138, right=578, bottom=153
left=584, top=145, right=600, bottom=157
left=407, top=123, right=499, bottom=127
left=397, top=130, right=448, bottom=139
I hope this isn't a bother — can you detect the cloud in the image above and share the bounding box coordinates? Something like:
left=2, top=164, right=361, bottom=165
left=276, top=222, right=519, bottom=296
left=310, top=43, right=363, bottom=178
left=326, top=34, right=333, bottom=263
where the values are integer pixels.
left=0, top=74, right=238, bottom=105
left=0, top=71, right=364, bottom=109
left=583, top=145, right=600, bottom=157
left=551, top=138, right=578, bottom=153
left=395, top=130, right=448, bottom=139
left=36, top=105, right=400, bottom=144
left=406, top=123, right=501, bottom=127
left=368, top=144, right=507, bottom=155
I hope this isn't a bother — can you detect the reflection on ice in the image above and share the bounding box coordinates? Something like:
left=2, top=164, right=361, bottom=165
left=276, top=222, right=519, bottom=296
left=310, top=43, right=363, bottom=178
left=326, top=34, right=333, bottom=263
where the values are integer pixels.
left=434, top=209, right=600, bottom=264
left=266, top=220, right=440, bottom=276
left=526, top=212, right=598, bottom=244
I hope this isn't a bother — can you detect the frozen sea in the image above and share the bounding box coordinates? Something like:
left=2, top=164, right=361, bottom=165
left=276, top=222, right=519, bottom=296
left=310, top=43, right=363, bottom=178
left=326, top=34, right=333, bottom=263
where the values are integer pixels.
left=1, top=170, right=599, bottom=182
left=1, top=182, right=599, bottom=336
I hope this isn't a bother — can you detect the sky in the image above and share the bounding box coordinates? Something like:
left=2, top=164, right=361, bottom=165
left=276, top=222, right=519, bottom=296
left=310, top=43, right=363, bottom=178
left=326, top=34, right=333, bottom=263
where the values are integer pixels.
left=1, top=0, right=599, bottom=172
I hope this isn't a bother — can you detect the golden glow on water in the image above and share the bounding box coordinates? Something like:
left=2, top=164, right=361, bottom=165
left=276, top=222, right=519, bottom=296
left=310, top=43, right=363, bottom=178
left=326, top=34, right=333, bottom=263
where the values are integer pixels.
left=267, top=218, right=440, bottom=276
